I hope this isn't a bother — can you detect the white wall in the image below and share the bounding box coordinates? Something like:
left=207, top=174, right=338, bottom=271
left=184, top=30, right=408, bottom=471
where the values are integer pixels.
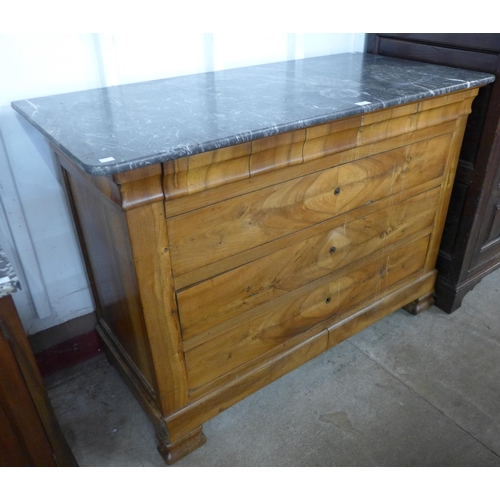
left=0, top=33, right=365, bottom=335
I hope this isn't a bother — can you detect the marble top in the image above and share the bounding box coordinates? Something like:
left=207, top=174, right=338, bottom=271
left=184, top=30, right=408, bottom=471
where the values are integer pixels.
left=12, top=52, right=495, bottom=176
left=0, top=246, right=21, bottom=298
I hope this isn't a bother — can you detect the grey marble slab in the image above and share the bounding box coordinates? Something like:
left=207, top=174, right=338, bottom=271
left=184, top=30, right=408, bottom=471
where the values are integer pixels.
left=12, top=52, right=495, bottom=176
left=0, top=245, right=21, bottom=298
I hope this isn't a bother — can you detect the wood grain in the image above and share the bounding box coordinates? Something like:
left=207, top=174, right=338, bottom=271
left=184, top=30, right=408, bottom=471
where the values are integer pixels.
left=125, top=202, right=190, bottom=414
left=166, top=271, right=437, bottom=441
left=177, top=188, right=439, bottom=339
left=163, top=120, right=457, bottom=219
left=168, top=134, right=450, bottom=278
left=184, top=234, right=430, bottom=390
left=163, top=143, right=251, bottom=200
left=66, top=170, right=158, bottom=396
left=162, top=93, right=473, bottom=215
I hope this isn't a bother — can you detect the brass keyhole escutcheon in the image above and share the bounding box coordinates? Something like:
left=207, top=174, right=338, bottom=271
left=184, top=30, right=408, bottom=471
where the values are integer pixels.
left=329, top=246, right=336, bottom=254
left=334, top=187, right=341, bottom=195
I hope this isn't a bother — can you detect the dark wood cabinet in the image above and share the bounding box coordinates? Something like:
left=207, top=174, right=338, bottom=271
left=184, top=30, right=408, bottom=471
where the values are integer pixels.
left=366, top=34, right=500, bottom=313
left=0, top=294, right=77, bottom=466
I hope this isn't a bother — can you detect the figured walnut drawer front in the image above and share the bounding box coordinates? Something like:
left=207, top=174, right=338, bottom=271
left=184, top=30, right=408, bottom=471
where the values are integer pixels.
left=177, top=187, right=440, bottom=340
left=183, top=232, right=431, bottom=391
left=167, top=134, right=451, bottom=280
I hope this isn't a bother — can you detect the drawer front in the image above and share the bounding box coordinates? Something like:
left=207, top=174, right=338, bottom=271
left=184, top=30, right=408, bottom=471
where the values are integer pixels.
left=184, top=233, right=431, bottom=391
left=168, top=134, right=451, bottom=279
left=177, top=187, right=440, bottom=340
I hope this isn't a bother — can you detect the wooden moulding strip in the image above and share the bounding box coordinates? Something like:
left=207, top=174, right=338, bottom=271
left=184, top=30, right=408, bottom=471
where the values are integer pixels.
left=249, top=129, right=306, bottom=175
left=166, top=270, right=436, bottom=441
left=167, top=329, right=329, bottom=442
left=56, top=148, right=166, bottom=213
left=113, top=163, right=164, bottom=211
left=163, top=143, right=252, bottom=201
left=302, top=99, right=465, bottom=164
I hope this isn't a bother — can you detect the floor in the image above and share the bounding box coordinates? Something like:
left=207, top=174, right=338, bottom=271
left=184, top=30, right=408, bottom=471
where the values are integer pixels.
left=45, top=268, right=500, bottom=467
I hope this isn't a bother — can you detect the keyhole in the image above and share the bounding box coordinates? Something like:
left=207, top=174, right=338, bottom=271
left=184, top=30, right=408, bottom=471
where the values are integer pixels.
left=325, top=297, right=331, bottom=304
left=334, top=187, right=341, bottom=196
left=329, top=246, right=336, bottom=254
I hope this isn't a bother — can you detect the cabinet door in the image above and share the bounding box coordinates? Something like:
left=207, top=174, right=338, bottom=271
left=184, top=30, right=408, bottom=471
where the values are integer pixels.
left=470, top=157, right=500, bottom=271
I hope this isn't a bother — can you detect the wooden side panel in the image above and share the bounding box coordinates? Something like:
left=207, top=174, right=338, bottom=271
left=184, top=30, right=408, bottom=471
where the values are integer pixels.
left=66, top=173, right=158, bottom=397
left=0, top=400, right=31, bottom=466
left=424, top=115, right=469, bottom=272
left=177, top=188, right=439, bottom=340
left=184, top=234, right=430, bottom=391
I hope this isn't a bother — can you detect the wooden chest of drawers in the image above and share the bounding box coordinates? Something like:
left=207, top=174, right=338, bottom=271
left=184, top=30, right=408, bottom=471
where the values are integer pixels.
left=58, top=88, right=478, bottom=463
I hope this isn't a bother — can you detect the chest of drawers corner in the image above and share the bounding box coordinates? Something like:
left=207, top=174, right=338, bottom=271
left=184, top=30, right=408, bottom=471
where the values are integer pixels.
left=367, top=34, right=500, bottom=313
left=57, top=87, right=479, bottom=463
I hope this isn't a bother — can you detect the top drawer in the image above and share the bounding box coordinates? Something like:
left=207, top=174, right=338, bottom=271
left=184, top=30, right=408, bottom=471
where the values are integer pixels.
left=167, top=133, right=452, bottom=280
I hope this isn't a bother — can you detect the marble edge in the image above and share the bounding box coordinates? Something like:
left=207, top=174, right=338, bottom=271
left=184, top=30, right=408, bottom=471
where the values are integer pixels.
left=0, top=246, right=21, bottom=298
left=11, top=74, right=495, bottom=177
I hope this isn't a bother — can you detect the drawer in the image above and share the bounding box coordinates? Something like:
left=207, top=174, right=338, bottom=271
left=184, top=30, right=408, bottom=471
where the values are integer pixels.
left=168, top=134, right=451, bottom=279
left=177, top=187, right=440, bottom=340
left=184, top=233, right=431, bottom=391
